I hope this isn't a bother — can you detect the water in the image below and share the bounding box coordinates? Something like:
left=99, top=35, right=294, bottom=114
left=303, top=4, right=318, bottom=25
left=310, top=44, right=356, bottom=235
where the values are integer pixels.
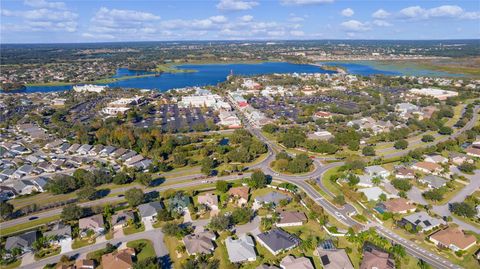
left=5, top=61, right=451, bottom=94
left=321, top=61, right=464, bottom=77
left=6, top=62, right=336, bottom=93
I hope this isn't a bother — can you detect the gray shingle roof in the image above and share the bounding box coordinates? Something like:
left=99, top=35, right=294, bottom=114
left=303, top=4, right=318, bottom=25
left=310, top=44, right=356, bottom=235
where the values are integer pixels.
left=257, top=228, right=300, bottom=253
left=5, top=231, right=37, bottom=250
left=138, top=201, right=163, bottom=218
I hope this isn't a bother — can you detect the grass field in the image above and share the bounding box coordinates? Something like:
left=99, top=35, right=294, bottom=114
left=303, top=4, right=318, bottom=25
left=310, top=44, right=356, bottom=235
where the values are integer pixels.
left=0, top=215, right=60, bottom=237
left=0, top=259, right=21, bottom=269
left=123, top=223, right=145, bottom=235
left=127, top=239, right=155, bottom=261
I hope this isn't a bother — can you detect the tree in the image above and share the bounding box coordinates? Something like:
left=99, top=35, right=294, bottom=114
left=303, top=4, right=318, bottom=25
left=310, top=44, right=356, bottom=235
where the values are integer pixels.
left=421, top=135, right=435, bottom=143
left=379, top=193, right=387, bottom=202
left=450, top=202, right=476, bottom=218
left=231, top=208, right=254, bottom=225
left=438, top=126, right=453, bottom=135
left=390, top=244, right=406, bottom=258
left=216, top=180, right=229, bottom=193
left=249, top=170, right=268, bottom=189
left=0, top=202, right=14, bottom=220
left=162, top=222, right=191, bottom=238
left=394, top=139, right=408, bottom=150
left=423, top=189, right=443, bottom=201
left=391, top=178, right=412, bottom=192
left=113, top=172, right=131, bottom=185
left=125, top=188, right=145, bottom=207
left=371, top=176, right=382, bottom=186
left=208, top=214, right=232, bottom=231
left=156, top=208, right=173, bottom=222
left=200, top=157, right=215, bottom=176
left=262, top=124, right=279, bottom=133
left=362, top=146, right=376, bottom=156
left=136, top=173, right=153, bottom=186
left=347, top=174, right=360, bottom=187
left=46, top=174, right=78, bottom=194
left=76, top=186, right=97, bottom=201
left=61, top=204, right=83, bottom=221
left=458, top=163, right=476, bottom=174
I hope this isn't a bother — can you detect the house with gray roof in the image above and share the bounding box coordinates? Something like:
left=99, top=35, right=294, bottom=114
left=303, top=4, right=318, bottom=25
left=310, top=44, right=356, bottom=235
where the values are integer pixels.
left=77, top=144, right=93, bottom=155
left=419, top=175, right=447, bottom=189
left=138, top=201, right=164, bottom=222
left=225, top=234, right=256, bottom=263
left=0, top=186, right=17, bottom=202
left=44, top=223, right=72, bottom=246
left=256, top=228, right=300, bottom=255
left=111, top=210, right=135, bottom=229
left=120, top=151, right=137, bottom=161
left=183, top=231, right=216, bottom=255
left=68, top=143, right=81, bottom=153
left=10, top=180, right=37, bottom=195
left=399, top=212, right=445, bottom=232
left=31, top=177, right=48, bottom=192
left=253, top=191, right=290, bottom=209
left=57, top=143, right=70, bottom=153
left=365, top=165, right=390, bottom=179
left=5, top=231, right=38, bottom=252
left=100, top=146, right=116, bottom=157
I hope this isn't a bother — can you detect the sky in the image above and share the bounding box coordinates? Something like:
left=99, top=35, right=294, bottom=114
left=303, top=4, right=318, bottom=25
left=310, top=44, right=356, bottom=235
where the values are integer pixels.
left=1, top=0, right=479, bottom=43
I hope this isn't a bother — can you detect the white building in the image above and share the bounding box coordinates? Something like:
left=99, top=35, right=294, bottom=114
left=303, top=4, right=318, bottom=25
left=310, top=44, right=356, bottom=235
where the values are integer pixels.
left=409, top=88, right=458, bottom=100
left=73, top=84, right=106, bottom=93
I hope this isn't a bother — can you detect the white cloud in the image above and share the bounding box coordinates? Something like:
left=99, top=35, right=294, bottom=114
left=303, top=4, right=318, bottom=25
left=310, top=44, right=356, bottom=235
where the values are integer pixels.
left=290, top=30, right=305, bottom=36
left=209, top=15, right=228, bottom=23
left=372, top=20, right=391, bottom=27
left=340, top=20, right=370, bottom=32
left=216, top=0, right=258, bottom=11
left=24, top=0, right=65, bottom=10
left=372, top=9, right=390, bottom=19
left=281, top=0, right=334, bottom=6
left=341, top=8, right=354, bottom=17
left=240, top=15, right=253, bottom=22
left=398, top=5, right=478, bottom=20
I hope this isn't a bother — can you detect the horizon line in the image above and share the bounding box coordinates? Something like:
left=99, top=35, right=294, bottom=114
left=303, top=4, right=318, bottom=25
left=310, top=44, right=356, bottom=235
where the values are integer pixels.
left=1, top=38, right=480, bottom=46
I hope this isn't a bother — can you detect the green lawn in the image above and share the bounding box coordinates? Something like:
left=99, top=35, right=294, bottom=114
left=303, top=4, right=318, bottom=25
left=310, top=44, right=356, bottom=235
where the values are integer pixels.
left=0, top=215, right=60, bottom=237
left=35, top=247, right=61, bottom=260
left=127, top=239, right=155, bottom=261
left=123, top=223, right=145, bottom=235
left=0, top=259, right=21, bottom=269
left=72, top=237, right=95, bottom=249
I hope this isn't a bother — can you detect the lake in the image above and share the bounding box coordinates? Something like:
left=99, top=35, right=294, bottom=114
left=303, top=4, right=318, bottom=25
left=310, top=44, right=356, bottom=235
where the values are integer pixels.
left=4, top=61, right=458, bottom=94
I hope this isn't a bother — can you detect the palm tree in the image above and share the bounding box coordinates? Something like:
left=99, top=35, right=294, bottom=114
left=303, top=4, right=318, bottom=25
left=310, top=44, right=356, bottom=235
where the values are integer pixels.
left=417, top=259, right=431, bottom=269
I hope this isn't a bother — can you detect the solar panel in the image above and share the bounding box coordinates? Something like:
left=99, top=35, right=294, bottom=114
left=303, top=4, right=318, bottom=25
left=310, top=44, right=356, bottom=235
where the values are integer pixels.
left=321, top=255, right=330, bottom=265
left=423, top=220, right=431, bottom=227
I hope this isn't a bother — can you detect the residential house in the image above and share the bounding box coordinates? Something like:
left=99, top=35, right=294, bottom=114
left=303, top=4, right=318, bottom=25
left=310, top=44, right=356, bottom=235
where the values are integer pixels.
left=465, top=146, right=480, bottom=158
left=228, top=186, right=249, bottom=206
left=31, top=177, right=48, bottom=192
left=253, top=191, right=290, bottom=209
left=357, top=175, right=375, bottom=188
left=256, top=228, right=300, bottom=255
left=75, top=259, right=95, bottom=269
left=411, top=161, right=443, bottom=175
left=360, top=244, right=395, bottom=269
left=449, top=153, right=471, bottom=165
left=168, top=193, right=191, bottom=213
left=68, top=144, right=81, bottom=154
left=429, top=227, right=476, bottom=252
left=89, top=145, right=104, bottom=156
left=399, top=212, right=445, bottom=232
left=79, top=214, right=105, bottom=236
left=225, top=234, right=257, bottom=263
left=394, top=167, right=415, bottom=179
left=256, top=265, right=280, bottom=269
left=13, top=164, right=35, bottom=178
left=0, top=186, right=17, bottom=202
left=377, top=198, right=416, bottom=214
left=183, top=231, right=216, bottom=255
left=5, top=231, right=38, bottom=252
left=280, top=255, right=314, bottom=269
left=359, top=187, right=388, bottom=201
left=419, top=175, right=447, bottom=189
left=197, top=193, right=219, bottom=211
left=44, top=223, right=72, bottom=247
left=10, top=180, right=38, bottom=195
left=424, top=155, right=448, bottom=164
left=101, top=248, right=135, bottom=269
left=138, top=201, right=164, bottom=223
left=77, top=144, right=93, bottom=155
left=365, top=165, right=390, bottom=179
left=100, top=146, right=116, bottom=157
left=314, top=240, right=354, bottom=269
left=111, top=210, right=135, bottom=229
left=276, top=210, right=307, bottom=227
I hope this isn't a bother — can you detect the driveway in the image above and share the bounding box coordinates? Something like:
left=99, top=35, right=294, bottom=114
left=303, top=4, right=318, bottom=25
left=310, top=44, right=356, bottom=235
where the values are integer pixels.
left=407, top=186, right=427, bottom=205
left=113, top=226, right=125, bottom=239
left=144, top=220, right=154, bottom=231
left=59, top=238, right=73, bottom=253
left=183, top=209, right=192, bottom=223
left=235, top=216, right=261, bottom=236
left=21, top=253, right=35, bottom=267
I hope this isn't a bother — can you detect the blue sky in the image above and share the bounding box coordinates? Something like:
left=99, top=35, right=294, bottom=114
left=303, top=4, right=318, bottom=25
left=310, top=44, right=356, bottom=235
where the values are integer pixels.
left=1, top=0, right=479, bottom=43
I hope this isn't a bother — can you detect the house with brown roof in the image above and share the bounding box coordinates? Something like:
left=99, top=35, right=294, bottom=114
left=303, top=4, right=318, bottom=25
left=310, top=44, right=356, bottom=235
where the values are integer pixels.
left=360, top=244, right=395, bottom=269
left=466, top=146, right=480, bottom=158
left=280, top=255, right=314, bottom=269
left=379, top=198, right=416, bottom=214
left=197, top=192, right=219, bottom=211
left=75, top=259, right=95, bottom=269
left=411, top=161, right=443, bottom=175
left=183, top=231, right=216, bottom=255
left=228, top=186, right=249, bottom=206
left=394, top=167, right=415, bottom=179
left=276, top=210, right=307, bottom=227
left=79, top=214, right=105, bottom=236
left=429, top=227, right=477, bottom=252
left=101, top=248, right=135, bottom=269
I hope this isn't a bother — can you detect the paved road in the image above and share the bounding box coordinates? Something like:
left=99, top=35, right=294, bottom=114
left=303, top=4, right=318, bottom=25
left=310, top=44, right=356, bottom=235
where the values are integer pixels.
left=432, top=168, right=480, bottom=234
left=19, top=229, right=168, bottom=269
